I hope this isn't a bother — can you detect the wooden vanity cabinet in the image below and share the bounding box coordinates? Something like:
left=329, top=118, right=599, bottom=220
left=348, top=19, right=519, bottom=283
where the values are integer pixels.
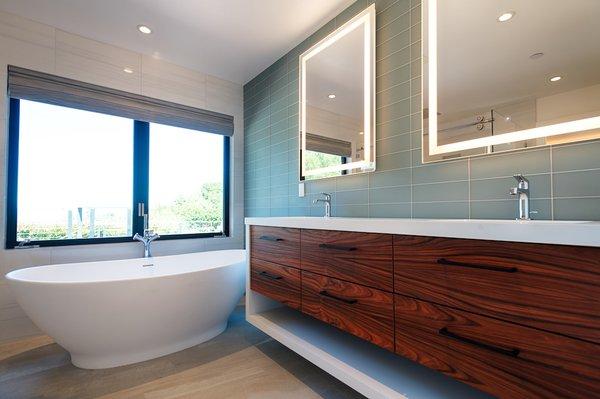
left=394, top=235, right=600, bottom=344
left=249, top=225, right=600, bottom=399
left=250, top=258, right=301, bottom=310
left=300, top=229, right=393, bottom=291
left=301, top=270, right=394, bottom=351
left=394, top=295, right=600, bottom=399
left=250, top=226, right=301, bottom=268
left=250, top=226, right=302, bottom=310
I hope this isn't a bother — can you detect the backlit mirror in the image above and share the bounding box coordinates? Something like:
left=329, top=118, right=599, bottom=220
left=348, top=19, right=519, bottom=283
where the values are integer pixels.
left=423, top=0, right=600, bottom=162
left=300, top=5, right=376, bottom=180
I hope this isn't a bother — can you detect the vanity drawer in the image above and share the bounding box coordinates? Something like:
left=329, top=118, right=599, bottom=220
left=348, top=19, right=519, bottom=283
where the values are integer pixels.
left=250, top=258, right=301, bottom=310
left=250, top=226, right=301, bottom=268
left=394, top=235, right=600, bottom=343
left=301, top=271, right=394, bottom=351
left=394, top=295, right=600, bottom=399
left=301, top=229, right=393, bottom=292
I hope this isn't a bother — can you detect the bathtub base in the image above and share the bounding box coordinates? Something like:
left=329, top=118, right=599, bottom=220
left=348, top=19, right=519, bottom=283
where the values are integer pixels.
left=69, top=322, right=228, bottom=369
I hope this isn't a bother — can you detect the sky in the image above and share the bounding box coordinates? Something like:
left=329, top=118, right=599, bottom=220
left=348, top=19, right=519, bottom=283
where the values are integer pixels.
left=17, top=100, right=223, bottom=225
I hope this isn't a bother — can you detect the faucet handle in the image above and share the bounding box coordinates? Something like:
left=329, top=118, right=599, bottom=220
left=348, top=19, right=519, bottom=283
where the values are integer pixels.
left=509, top=187, right=518, bottom=196
left=513, top=174, right=529, bottom=183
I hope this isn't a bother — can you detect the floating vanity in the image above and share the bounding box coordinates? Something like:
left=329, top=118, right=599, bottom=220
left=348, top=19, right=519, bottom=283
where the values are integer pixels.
left=245, top=217, right=600, bottom=399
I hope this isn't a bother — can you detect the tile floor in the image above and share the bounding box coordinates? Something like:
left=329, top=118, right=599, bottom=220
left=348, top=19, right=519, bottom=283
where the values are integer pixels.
left=0, top=306, right=364, bottom=399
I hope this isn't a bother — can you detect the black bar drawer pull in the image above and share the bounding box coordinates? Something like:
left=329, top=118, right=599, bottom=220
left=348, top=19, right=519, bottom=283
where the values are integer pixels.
left=439, top=327, right=520, bottom=357
left=259, top=235, right=283, bottom=242
left=258, top=271, right=283, bottom=280
left=319, top=290, right=358, bottom=304
left=319, top=243, right=357, bottom=251
left=437, top=258, right=518, bottom=273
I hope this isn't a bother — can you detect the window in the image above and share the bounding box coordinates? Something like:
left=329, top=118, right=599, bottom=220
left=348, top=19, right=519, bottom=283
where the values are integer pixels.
left=6, top=98, right=230, bottom=248
left=149, top=123, right=225, bottom=235
left=15, top=100, right=133, bottom=241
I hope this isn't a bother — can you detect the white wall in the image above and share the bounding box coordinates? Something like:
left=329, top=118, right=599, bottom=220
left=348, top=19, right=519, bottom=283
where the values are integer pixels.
left=0, top=11, right=245, bottom=342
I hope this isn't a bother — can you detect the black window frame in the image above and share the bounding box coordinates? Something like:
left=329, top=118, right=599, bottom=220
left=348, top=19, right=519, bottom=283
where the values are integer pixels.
left=6, top=98, right=230, bottom=248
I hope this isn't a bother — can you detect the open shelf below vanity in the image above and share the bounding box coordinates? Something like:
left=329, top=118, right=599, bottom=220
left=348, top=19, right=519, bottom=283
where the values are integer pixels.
left=246, top=301, right=491, bottom=399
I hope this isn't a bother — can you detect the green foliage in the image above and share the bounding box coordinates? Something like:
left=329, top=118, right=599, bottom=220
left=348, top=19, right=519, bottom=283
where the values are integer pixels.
left=151, top=182, right=223, bottom=234
left=17, top=224, right=125, bottom=241
left=17, top=182, right=224, bottom=241
left=304, top=151, right=343, bottom=179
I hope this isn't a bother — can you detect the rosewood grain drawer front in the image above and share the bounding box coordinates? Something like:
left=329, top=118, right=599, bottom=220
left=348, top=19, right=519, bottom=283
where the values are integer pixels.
left=300, top=229, right=394, bottom=292
left=394, top=235, right=600, bottom=343
left=394, top=295, right=600, bottom=399
left=301, top=270, right=395, bottom=351
left=250, top=226, right=301, bottom=268
left=250, top=258, right=301, bottom=310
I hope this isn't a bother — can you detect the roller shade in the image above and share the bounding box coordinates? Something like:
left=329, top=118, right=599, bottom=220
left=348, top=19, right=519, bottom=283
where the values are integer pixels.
left=306, top=133, right=352, bottom=157
left=7, top=65, right=234, bottom=136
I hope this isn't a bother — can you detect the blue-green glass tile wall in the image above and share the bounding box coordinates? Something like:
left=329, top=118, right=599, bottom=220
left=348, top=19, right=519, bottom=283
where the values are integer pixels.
left=244, top=0, right=600, bottom=220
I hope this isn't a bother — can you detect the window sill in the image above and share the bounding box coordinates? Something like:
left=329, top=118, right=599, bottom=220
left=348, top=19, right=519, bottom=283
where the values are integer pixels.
left=6, top=232, right=228, bottom=249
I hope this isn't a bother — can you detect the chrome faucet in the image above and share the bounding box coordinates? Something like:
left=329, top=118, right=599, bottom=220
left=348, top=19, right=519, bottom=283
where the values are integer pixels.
left=133, top=229, right=160, bottom=258
left=509, top=174, right=531, bottom=220
left=313, top=193, right=332, bottom=218
left=133, top=202, right=160, bottom=257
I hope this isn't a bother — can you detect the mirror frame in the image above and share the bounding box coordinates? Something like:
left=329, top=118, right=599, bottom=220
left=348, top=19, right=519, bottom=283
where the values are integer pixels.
left=299, top=4, right=376, bottom=180
left=424, top=0, right=600, bottom=159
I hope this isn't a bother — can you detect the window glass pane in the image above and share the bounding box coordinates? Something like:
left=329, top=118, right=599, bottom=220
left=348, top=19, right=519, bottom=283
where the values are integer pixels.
left=149, top=123, right=224, bottom=235
left=304, top=151, right=344, bottom=179
left=17, top=100, right=133, bottom=241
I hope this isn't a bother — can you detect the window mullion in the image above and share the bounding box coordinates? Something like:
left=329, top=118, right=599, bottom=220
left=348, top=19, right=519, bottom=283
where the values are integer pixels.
left=6, top=99, right=20, bottom=248
left=132, top=121, right=150, bottom=236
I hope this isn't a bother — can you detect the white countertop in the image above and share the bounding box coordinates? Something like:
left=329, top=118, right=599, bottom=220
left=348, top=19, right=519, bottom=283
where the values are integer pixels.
left=245, top=217, right=600, bottom=247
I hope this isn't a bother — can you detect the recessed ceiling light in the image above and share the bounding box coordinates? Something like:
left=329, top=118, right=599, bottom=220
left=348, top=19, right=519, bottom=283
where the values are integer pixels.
left=137, top=25, right=152, bottom=34
left=549, top=76, right=562, bottom=82
left=497, top=11, right=515, bottom=22
left=328, top=94, right=336, bottom=99
left=123, top=67, right=134, bottom=74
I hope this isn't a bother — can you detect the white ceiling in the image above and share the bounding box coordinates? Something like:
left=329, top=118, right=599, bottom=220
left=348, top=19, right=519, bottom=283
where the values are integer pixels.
left=0, top=0, right=355, bottom=84
left=307, top=23, right=364, bottom=119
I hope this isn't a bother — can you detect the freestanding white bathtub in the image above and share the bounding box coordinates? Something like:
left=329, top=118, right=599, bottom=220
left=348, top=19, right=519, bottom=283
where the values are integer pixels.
left=5, top=249, right=246, bottom=369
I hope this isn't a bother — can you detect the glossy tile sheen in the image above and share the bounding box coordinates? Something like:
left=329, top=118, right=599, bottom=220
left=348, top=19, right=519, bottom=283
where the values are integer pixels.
left=245, top=0, right=600, bottom=221
left=470, top=199, right=552, bottom=221
left=0, top=307, right=364, bottom=399
left=553, top=169, right=600, bottom=198
left=470, top=175, right=551, bottom=201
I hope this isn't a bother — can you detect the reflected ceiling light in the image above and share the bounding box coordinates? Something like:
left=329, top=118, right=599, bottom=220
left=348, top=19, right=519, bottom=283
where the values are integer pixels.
left=497, top=11, right=515, bottom=22
left=529, top=52, right=544, bottom=60
left=328, top=94, right=336, bottom=99
left=549, top=76, right=562, bottom=82
left=359, top=131, right=364, bottom=135
left=123, top=67, right=134, bottom=74
left=137, top=25, right=152, bottom=34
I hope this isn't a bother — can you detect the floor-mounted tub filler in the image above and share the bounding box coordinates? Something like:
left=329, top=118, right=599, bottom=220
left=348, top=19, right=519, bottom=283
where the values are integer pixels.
left=6, top=250, right=246, bottom=369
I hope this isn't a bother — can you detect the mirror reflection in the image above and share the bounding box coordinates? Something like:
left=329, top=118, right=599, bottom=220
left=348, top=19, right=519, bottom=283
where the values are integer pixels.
left=423, top=0, right=600, bottom=162
left=300, top=6, right=375, bottom=180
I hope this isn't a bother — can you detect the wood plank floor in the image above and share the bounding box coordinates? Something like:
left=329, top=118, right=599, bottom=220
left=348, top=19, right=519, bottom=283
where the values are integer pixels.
left=0, top=306, right=364, bottom=399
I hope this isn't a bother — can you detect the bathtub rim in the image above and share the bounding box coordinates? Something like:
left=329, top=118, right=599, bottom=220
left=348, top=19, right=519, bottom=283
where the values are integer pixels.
left=5, top=249, right=247, bottom=286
